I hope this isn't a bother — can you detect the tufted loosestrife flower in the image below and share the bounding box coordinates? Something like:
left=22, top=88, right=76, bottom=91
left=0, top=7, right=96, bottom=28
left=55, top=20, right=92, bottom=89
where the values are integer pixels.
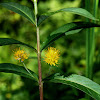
left=44, top=47, right=60, bottom=66
left=13, top=48, right=29, bottom=62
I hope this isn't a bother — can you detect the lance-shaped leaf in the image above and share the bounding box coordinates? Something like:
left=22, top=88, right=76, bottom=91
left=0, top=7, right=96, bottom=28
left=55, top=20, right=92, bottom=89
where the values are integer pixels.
left=0, top=2, right=35, bottom=25
left=0, top=63, right=38, bottom=81
left=41, top=22, right=100, bottom=51
left=38, top=8, right=98, bottom=25
left=44, top=73, right=100, bottom=100
left=0, top=38, right=37, bottom=52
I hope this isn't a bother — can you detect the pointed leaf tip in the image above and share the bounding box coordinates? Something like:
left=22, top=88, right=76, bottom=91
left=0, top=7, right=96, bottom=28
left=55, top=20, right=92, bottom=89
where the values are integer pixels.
left=41, top=22, right=100, bottom=51
left=38, top=7, right=98, bottom=25
left=44, top=73, right=100, bottom=100
left=0, top=2, right=35, bottom=25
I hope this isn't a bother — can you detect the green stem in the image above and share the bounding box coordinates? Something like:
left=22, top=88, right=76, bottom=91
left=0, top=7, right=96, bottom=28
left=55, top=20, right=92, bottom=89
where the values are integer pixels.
left=32, top=0, right=43, bottom=100
left=93, top=0, right=99, bottom=18
left=85, top=0, right=92, bottom=100
left=22, top=62, right=34, bottom=78
left=85, top=0, right=99, bottom=80
left=85, top=0, right=92, bottom=79
left=85, top=0, right=99, bottom=99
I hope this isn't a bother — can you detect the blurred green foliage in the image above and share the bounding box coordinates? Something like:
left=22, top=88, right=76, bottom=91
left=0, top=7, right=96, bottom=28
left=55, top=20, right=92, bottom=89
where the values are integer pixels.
left=0, top=0, right=100, bottom=100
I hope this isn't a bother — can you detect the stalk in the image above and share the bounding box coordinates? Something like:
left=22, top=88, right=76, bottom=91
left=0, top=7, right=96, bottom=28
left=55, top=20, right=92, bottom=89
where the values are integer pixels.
left=85, top=0, right=99, bottom=80
left=85, top=0, right=92, bottom=99
left=33, top=0, right=43, bottom=100
left=85, top=0, right=92, bottom=80
left=22, top=62, right=35, bottom=79
left=85, top=0, right=99, bottom=99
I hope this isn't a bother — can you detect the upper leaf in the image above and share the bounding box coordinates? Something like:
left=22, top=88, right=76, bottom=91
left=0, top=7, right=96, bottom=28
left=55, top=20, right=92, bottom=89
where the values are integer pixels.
left=44, top=73, right=100, bottom=100
left=0, top=2, right=35, bottom=25
left=41, top=22, right=100, bottom=51
left=38, top=7, right=98, bottom=25
left=0, top=38, right=37, bottom=52
left=0, top=63, right=38, bottom=81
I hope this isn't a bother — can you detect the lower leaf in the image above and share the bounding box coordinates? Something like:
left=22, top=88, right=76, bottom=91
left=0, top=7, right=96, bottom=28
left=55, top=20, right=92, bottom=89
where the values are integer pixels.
left=0, top=63, right=38, bottom=82
left=44, top=73, right=100, bottom=100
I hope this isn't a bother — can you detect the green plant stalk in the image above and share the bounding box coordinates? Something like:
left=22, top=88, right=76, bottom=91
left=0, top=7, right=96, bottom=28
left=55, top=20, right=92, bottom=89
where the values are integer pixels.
left=85, top=0, right=99, bottom=80
left=22, top=62, right=35, bottom=78
left=85, top=0, right=92, bottom=80
left=85, top=0, right=99, bottom=99
left=85, top=0, right=98, bottom=79
left=33, top=0, right=43, bottom=100
left=85, top=0, right=92, bottom=100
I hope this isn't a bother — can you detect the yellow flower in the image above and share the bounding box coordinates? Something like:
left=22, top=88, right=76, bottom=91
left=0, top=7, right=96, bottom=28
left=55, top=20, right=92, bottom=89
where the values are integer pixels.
left=44, top=47, right=60, bottom=66
left=13, top=48, right=29, bottom=62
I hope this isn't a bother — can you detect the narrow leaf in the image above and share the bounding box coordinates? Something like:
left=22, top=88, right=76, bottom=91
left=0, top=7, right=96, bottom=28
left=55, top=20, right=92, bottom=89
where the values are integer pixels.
left=41, top=22, right=100, bottom=51
left=44, top=73, right=100, bottom=100
left=38, top=8, right=98, bottom=25
left=0, top=38, right=37, bottom=52
left=0, top=2, right=35, bottom=25
left=0, top=63, right=38, bottom=81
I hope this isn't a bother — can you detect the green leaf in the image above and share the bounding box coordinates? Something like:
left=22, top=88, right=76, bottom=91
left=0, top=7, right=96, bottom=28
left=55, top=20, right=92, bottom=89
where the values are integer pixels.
left=0, top=2, right=35, bottom=25
left=44, top=73, right=100, bottom=100
left=0, top=63, right=38, bottom=81
left=38, top=8, right=98, bottom=25
left=41, top=22, right=100, bottom=51
left=0, top=38, right=37, bottom=52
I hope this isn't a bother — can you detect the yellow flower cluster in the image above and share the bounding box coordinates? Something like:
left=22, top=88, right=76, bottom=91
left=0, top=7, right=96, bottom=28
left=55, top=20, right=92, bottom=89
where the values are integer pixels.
left=44, top=47, right=60, bottom=66
left=13, top=48, right=29, bottom=62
